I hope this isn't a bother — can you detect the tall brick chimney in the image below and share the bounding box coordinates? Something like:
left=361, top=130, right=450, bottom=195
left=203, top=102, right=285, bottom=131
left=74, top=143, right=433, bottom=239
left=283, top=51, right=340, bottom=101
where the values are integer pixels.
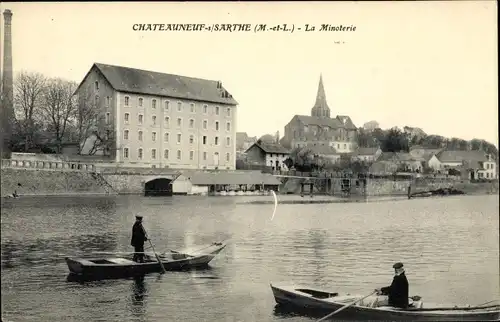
left=1, top=9, right=14, bottom=159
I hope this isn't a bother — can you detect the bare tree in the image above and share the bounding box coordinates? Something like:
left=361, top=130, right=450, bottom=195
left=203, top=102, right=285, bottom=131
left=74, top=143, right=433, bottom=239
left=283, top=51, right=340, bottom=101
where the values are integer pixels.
left=74, top=88, right=115, bottom=156
left=40, top=78, right=78, bottom=153
left=13, top=71, right=47, bottom=151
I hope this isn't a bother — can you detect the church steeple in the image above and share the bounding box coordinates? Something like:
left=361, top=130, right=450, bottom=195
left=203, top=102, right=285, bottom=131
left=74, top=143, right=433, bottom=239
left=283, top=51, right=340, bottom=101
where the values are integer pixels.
left=311, top=74, right=331, bottom=118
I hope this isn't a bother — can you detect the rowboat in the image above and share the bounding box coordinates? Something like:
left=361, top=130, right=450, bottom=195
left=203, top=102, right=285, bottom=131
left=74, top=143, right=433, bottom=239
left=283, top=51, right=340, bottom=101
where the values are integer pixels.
left=65, top=242, right=226, bottom=279
left=270, top=284, right=500, bottom=321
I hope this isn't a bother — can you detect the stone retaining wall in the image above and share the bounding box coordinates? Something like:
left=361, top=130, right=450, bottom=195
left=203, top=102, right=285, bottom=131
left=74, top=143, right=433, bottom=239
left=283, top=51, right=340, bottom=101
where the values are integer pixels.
left=1, top=168, right=112, bottom=196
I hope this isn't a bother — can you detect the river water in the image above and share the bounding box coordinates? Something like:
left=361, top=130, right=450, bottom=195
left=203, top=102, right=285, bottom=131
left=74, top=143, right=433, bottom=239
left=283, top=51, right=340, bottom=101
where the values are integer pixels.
left=1, top=194, right=498, bottom=321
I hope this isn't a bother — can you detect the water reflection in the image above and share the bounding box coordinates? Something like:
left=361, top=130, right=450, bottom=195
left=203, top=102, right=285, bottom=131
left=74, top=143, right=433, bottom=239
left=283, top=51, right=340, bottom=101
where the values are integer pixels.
left=130, top=274, right=148, bottom=318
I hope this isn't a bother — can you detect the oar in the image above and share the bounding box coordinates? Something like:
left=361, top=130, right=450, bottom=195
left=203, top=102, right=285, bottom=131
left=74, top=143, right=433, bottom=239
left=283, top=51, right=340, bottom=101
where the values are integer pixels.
left=317, top=290, right=377, bottom=321
left=148, top=239, right=166, bottom=274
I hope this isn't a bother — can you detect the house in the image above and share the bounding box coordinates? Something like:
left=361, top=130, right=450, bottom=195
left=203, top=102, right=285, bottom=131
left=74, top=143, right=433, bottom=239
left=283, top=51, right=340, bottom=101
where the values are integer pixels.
left=433, top=150, right=497, bottom=180
left=351, top=147, right=382, bottom=163
left=281, top=75, right=358, bottom=152
left=308, top=145, right=341, bottom=163
left=245, top=140, right=291, bottom=171
left=375, top=152, right=424, bottom=173
left=172, top=170, right=282, bottom=195
left=74, top=63, right=238, bottom=170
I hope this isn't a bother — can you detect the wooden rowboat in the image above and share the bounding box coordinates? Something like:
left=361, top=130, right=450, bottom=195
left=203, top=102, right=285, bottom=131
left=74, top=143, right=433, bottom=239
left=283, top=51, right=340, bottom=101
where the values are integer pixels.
left=65, top=242, right=226, bottom=279
left=270, top=284, right=500, bottom=321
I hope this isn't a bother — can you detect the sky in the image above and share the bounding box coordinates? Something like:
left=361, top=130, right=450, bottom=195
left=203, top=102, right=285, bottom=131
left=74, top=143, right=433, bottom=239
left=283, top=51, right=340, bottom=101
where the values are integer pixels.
left=1, top=1, right=498, bottom=146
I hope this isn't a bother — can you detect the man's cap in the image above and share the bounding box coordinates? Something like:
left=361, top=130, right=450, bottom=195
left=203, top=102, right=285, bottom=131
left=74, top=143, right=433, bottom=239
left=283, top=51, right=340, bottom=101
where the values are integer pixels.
left=393, top=262, right=404, bottom=269
left=135, top=215, right=143, bottom=219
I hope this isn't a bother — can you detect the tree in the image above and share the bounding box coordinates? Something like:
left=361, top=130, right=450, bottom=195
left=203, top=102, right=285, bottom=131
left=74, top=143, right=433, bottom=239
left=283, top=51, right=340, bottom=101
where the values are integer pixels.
left=40, top=78, right=78, bottom=153
left=13, top=71, right=47, bottom=152
left=357, top=128, right=379, bottom=148
left=380, top=127, right=409, bottom=152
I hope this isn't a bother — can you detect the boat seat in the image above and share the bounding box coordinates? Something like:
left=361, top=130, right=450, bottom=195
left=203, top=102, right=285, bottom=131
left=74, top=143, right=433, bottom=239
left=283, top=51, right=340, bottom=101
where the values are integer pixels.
left=107, top=258, right=137, bottom=265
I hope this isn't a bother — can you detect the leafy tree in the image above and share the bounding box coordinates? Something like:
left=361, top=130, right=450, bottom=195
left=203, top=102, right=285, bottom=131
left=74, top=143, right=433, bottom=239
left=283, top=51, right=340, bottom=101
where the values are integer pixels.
left=380, top=127, right=409, bottom=152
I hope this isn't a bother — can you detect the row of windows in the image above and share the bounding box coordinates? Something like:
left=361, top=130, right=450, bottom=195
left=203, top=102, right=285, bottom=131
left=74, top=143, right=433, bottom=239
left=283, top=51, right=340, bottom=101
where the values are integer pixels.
left=123, top=113, right=231, bottom=131
left=122, top=96, right=231, bottom=117
left=93, top=81, right=232, bottom=116
left=123, top=130, right=232, bottom=146
left=123, top=148, right=231, bottom=162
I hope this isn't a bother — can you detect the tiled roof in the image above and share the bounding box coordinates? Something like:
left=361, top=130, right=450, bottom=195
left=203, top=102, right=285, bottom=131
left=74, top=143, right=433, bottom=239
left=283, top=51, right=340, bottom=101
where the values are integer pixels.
left=181, top=171, right=281, bottom=185
left=291, top=115, right=357, bottom=130
left=78, top=63, right=238, bottom=105
left=336, top=115, right=357, bottom=130
left=353, top=147, right=380, bottom=156
left=247, top=141, right=290, bottom=154
left=308, top=145, right=338, bottom=156
left=378, top=152, right=423, bottom=162
left=436, top=150, right=488, bottom=163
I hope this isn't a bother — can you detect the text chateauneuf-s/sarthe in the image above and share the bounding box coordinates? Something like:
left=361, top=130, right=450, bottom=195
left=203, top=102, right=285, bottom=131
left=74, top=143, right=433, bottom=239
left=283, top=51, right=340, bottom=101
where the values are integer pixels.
left=131, top=23, right=357, bottom=33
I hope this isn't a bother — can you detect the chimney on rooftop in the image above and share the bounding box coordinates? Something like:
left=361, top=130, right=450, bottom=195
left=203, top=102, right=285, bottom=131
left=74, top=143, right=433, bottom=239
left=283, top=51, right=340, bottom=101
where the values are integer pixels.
left=1, top=9, right=15, bottom=159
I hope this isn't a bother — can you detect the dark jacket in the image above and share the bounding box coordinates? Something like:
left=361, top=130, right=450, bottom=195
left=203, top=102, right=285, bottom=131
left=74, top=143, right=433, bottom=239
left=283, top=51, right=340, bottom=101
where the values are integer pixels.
left=380, top=272, right=409, bottom=309
left=130, top=221, right=147, bottom=247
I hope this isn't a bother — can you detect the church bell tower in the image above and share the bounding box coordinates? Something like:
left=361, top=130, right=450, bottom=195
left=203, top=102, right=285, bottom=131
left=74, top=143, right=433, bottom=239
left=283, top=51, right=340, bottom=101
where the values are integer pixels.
left=310, top=74, right=331, bottom=118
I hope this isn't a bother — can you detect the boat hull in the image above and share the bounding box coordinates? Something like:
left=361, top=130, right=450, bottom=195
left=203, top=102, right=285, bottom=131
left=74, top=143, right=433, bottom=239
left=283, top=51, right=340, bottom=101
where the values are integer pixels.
left=66, top=242, right=226, bottom=280
left=271, top=284, right=500, bottom=321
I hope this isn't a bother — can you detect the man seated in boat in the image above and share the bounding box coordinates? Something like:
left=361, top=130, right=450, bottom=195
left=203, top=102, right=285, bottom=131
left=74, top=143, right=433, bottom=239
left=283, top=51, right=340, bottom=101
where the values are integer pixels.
left=131, top=215, right=148, bottom=263
left=372, top=262, right=409, bottom=309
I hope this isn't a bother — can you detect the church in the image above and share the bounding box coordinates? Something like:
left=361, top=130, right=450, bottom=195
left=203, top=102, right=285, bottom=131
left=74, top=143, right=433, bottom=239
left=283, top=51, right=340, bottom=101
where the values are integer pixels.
left=280, top=75, right=358, bottom=153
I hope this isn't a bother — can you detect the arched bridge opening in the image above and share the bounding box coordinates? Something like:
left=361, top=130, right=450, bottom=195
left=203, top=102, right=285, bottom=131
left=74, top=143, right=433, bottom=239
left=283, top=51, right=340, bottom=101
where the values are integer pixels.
left=144, top=178, right=173, bottom=197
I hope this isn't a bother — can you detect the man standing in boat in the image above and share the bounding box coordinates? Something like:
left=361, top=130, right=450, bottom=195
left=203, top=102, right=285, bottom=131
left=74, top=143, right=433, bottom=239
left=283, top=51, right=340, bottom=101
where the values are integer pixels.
left=131, top=215, right=148, bottom=263
left=375, top=262, right=409, bottom=309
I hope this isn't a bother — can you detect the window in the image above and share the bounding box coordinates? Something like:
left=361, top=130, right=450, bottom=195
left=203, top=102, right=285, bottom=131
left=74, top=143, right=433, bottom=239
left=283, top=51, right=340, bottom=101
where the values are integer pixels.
left=138, top=148, right=143, bottom=159
left=177, top=133, right=181, bottom=144
left=151, top=149, right=156, bottom=159
left=215, top=121, right=219, bottom=131
left=164, top=132, right=169, bottom=142
left=215, top=106, right=220, bottom=115
left=226, top=153, right=230, bottom=162
left=226, top=122, right=231, bottom=131
left=189, top=119, right=194, bottom=128
left=177, top=102, right=182, bottom=112
left=177, top=118, right=182, bottom=128
left=203, top=120, right=208, bottom=130
left=152, top=115, right=157, bottom=125
left=164, top=149, right=169, bottom=159
left=138, top=98, right=143, bottom=107
left=124, top=96, right=130, bottom=106
left=177, top=150, right=181, bottom=160
left=189, top=135, right=194, bottom=144
left=138, top=114, right=143, bottom=124
left=123, top=148, right=129, bottom=158
left=190, top=103, right=195, bottom=113
left=95, top=95, right=99, bottom=106
left=203, top=152, right=207, bottom=160
left=152, top=132, right=157, bottom=141
left=106, top=96, right=110, bottom=107
left=105, top=112, right=110, bottom=125
left=226, top=137, right=230, bottom=146
left=190, top=151, right=194, bottom=160
left=215, top=136, right=219, bottom=145
left=165, top=116, right=170, bottom=128
left=203, top=105, right=208, bottom=114
left=152, top=99, right=157, bottom=109
left=124, top=130, right=129, bottom=140
left=164, top=100, right=170, bottom=112
left=95, top=81, right=99, bottom=90
left=124, top=113, right=130, bottom=123
left=203, top=136, right=207, bottom=145
left=226, top=108, right=231, bottom=117
left=138, top=131, right=143, bottom=141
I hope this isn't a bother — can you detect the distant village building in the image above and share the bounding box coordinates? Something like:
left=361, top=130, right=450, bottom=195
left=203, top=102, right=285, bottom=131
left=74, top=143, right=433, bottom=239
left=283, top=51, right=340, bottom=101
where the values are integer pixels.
left=281, top=75, right=358, bottom=153
left=428, top=150, right=497, bottom=180
left=245, top=139, right=291, bottom=171
left=74, top=63, right=238, bottom=170
left=236, top=132, right=257, bottom=152
left=351, top=147, right=382, bottom=162
left=363, top=121, right=379, bottom=131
